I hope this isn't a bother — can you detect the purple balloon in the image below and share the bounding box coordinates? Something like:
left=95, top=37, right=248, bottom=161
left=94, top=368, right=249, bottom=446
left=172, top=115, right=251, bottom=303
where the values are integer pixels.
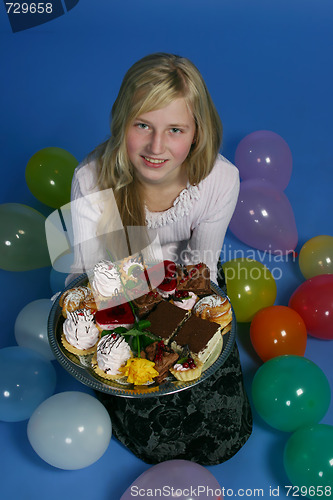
left=235, top=130, right=292, bottom=190
left=120, top=460, right=222, bottom=500
left=229, top=179, right=298, bottom=253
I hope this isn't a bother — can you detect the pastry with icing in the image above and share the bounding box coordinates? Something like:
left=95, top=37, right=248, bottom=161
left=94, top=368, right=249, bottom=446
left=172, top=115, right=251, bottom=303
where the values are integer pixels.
left=90, top=259, right=123, bottom=300
left=170, top=290, right=198, bottom=310
left=91, top=332, right=132, bottom=380
left=59, top=286, right=96, bottom=318
left=61, top=308, right=100, bottom=355
left=119, top=254, right=145, bottom=284
left=170, top=355, right=203, bottom=382
left=193, top=294, right=232, bottom=330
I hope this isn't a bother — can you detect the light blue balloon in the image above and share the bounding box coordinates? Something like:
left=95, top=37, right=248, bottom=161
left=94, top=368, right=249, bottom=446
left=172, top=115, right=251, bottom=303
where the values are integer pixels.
left=50, top=267, right=67, bottom=294
left=49, top=252, right=74, bottom=294
left=27, top=391, right=112, bottom=470
left=0, top=347, right=57, bottom=422
left=14, top=299, right=55, bottom=360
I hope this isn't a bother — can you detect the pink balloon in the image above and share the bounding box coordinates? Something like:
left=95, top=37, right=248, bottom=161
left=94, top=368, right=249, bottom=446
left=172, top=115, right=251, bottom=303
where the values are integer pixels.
left=229, top=179, right=298, bottom=253
left=120, top=460, right=222, bottom=499
left=235, top=130, right=292, bottom=190
left=289, top=274, right=333, bottom=339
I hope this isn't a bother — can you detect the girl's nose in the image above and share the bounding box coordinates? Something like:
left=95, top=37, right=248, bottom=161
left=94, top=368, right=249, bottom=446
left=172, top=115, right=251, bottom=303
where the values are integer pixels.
left=148, top=131, right=165, bottom=155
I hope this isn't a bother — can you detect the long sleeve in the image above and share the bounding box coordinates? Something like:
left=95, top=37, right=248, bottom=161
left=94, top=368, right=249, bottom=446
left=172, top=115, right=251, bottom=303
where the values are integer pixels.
left=68, top=160, right=130, bottom=278
left=187, top=164, right=240, bottom=283
left=65, top=161, right=113, bottom=285
left=70, top=163, right=104, bottom=274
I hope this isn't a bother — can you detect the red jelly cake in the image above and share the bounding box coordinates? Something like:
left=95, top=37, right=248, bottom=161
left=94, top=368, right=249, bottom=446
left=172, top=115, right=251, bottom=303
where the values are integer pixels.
left=95, top=301, right=135, bottom=331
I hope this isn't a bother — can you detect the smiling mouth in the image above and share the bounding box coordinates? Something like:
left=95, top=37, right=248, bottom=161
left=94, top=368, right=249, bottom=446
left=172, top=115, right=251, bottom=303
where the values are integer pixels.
left=142, top=156, right=168, bottom=165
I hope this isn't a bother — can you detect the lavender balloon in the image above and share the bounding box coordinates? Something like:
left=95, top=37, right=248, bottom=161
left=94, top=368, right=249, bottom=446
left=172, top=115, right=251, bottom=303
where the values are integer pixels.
left=120, top=460, right=222, bottom=500
left=235, top=130, right=292, bottom=190
left=229, top=179, right=298, bottom=254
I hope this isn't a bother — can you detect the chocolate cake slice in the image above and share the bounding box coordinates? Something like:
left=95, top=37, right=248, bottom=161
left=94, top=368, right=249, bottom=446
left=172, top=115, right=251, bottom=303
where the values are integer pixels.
left=171, top=314, right=222, bottom=365
left=177, top=263, right=211, bottom=294
left=145, top=301, right=189, bottom=343
left=132, top=290, right=163, bottom=318
left=142, top=341, right=179, bottom=383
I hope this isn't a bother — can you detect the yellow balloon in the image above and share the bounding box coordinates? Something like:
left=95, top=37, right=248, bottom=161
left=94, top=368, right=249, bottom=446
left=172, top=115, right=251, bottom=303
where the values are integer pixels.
left=223, top=258, right=277, bottom=323
left=299, top=235, right=333, bottom=279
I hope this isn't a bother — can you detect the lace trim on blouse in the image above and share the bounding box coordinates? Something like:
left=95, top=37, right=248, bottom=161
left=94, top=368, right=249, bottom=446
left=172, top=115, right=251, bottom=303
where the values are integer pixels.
left=145, top=184, right=200, bottom=229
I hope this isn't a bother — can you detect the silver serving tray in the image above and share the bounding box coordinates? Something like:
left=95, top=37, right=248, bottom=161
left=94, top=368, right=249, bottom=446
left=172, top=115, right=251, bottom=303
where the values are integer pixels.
left=48, top=274, right=236, bottom=398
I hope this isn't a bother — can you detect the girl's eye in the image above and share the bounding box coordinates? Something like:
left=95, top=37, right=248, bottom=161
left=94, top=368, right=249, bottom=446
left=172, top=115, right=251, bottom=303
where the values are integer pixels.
left=170, top=127, right=182, bottom=134
left=136, top=123, right=149, bottom=130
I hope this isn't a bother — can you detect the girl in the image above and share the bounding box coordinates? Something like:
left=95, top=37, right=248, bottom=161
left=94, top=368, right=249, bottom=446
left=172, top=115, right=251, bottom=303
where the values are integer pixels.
left=70, top=52, right=239, bottom=286
left=70, top=53, right=252, bottom=465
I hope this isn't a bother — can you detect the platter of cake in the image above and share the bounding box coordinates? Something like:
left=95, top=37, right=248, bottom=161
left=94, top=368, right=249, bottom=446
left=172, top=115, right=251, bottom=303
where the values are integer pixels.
left=48, top=258, right=236, bottom=398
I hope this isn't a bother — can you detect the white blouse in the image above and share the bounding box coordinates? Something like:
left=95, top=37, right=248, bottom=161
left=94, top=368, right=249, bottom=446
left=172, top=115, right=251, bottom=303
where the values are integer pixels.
left=69, top=154, right=240, bottom=284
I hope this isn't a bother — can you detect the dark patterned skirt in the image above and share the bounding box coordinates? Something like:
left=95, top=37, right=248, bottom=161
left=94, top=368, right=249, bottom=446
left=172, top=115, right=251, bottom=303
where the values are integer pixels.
left=95, top=263, right=253, bottom=465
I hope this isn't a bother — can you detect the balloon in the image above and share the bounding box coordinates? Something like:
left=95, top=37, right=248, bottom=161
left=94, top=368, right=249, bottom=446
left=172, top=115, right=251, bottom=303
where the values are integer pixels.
left=223, top=258, right=277, bottom=322
left=298, top=235, right=333, bottom=279
left=50, top=252, right=74, bottom=294
left=27, top=392, right=112, bottom=470
left=252, top=355, right=331, bottom=432
left=0, top=203, right=51, bottom=271
left=50, top=267, right=67, bottom=294
left=0, top=347, right=56, bottom=422
left=25, top=147, right=78, bottom=208
left=120, top=460, right=222, bottom=500
left=250, top=306, right=307, bottom=362
left=229, top=179, right=298, bottom=254
left=289, top=274, right=333, bottom=339
left=14, top=299, right=55, bottom=360
left=235, top=130, right=292, bottom=190
left=284, top=424, right=333, bottom=497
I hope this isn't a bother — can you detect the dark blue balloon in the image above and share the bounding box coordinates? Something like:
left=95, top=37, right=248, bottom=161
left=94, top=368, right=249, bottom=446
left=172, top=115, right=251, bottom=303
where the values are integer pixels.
left=0, top=346, right=57, bottom=422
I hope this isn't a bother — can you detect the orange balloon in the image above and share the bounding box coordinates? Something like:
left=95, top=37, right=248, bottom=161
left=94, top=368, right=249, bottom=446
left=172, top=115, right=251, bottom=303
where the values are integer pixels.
left=250, top=305, right=307, bottom=362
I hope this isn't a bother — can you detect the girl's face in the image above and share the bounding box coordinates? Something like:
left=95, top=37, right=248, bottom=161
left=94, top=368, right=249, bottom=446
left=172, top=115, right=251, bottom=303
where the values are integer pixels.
left=126, top=97, right=196, bottom=187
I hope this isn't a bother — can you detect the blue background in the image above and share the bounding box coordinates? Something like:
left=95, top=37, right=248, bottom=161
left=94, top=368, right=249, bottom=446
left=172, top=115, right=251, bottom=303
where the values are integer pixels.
left=0, top=0, right=332, bottom=498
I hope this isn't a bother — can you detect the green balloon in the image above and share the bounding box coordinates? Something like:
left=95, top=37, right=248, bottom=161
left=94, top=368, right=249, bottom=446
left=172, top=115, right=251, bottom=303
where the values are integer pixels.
left=26, top=147, right=78, bottom=208
left=0, top=203, right=51, bottom=271
left=223, top=258, right=277, bottom=322
left=284, top=424, right=333, bottom=498
left=252, top=355, right=331, bottom=432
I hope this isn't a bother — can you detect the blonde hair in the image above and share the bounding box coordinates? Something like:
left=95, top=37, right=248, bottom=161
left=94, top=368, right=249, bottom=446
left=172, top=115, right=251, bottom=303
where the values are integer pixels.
left=94, top=52, right=222, bottom=230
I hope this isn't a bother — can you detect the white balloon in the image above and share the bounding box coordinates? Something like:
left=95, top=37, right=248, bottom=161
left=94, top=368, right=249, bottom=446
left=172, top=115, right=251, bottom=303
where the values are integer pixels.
left=27, top=391, right=112, bottom=470
left=14, top=299, right=54, bottom=360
